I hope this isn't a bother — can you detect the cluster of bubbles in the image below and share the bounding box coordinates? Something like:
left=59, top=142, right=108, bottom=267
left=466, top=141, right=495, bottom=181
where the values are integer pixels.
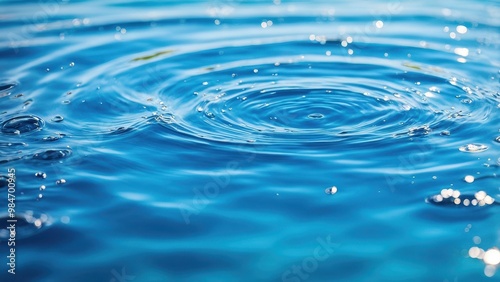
left=427, top=189, right=496, bottom=207
left=469, top=244, right=500, bottom=277
left=35, top=171, right=66, bottom=200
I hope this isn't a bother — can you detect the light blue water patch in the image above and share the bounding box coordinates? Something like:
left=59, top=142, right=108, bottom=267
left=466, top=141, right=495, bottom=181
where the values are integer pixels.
left=0, top=0, right=499, bottom=281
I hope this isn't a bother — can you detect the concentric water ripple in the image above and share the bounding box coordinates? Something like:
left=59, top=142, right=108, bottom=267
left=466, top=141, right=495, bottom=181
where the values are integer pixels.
left=1, top=115, right=44, bottom=134
left=103, top=40, right=499, bottom=153
left=1, top=1, right=499, bottom=280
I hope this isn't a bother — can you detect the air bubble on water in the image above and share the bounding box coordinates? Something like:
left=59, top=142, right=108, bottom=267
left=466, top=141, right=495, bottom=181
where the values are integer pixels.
left=202, top=81, right=208, bottom=86
left=204, top=112, right=215, bottom=119
left=308, top=113, right=324, bottom=119
left=449, top=77, right=458, bottom=85
left=325, top=186, right=338, bottom=195
left=495, top=136, right=500, bottom=143
left=38, top=194, right=43, bottom=199
left=39, top=185, right=46, bottom=191
left=56, top=179, right=66, bottom=185
left=69, top=62, right=75, bottom=67
left=441, top=130, right=450, bottom=136
left=196, top=106, right=203, bottom=112
left=51, top=115, right=64, bottom=122
left=62, top=100, right=70, bottom=104
left=461, top=98, right=472, bottom=104
left=35, top=172, right=47, bottom=179
left=459, top=144, right=488, bottom=153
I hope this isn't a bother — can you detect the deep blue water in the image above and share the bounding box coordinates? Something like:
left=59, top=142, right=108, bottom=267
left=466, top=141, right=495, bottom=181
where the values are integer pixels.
left=0, top=0, right=499, bottom=281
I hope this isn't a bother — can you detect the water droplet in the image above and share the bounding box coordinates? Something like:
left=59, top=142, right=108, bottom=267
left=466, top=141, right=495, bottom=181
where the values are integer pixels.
left=56, top=179, right=66, bottom=185
left=39, top=185, right=46, bottom=191
left=43, top=135, right=64, bottom=141
left=307, top=113, right=324, bottom=119
left=51, top=115, right=64, bottom=122
left=459, top=144, right=488, bottom=153
left=196, top=106, right=203, bottom=112
left=408, top=125, right=431, bottom=136
left=441, top=130, right=450, bottom=136
left=495, top=136, right=500, bottom=143
left=204, top=112, right=215, bottom=119
left=35, top=172, right=47, bottom=179
left=1, top=115, right=44, bottom=134
left=325, top=186, right=338, bottom=195
left=69, top=62, right=75, bottom=67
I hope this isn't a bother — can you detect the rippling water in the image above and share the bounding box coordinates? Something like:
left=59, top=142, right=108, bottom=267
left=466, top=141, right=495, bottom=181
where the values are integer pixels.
left=1, top=0, right=499, bottom=281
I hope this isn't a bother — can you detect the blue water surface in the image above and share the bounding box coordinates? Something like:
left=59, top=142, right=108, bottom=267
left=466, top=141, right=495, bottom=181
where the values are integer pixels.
left=0, top=0, right=499, bottom=281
